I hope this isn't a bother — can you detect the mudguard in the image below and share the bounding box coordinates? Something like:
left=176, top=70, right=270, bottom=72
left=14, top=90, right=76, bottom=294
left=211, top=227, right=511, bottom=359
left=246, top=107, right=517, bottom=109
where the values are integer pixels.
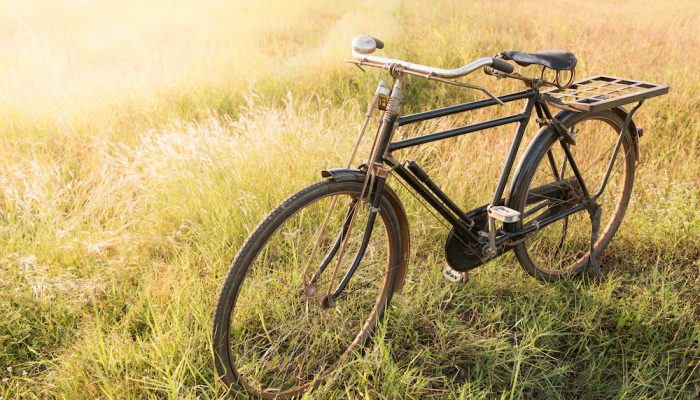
left=508, top=106, right=639, bottom=208
left=552, top=107, right=641, bottom=161
left=321, top=168, right=411, bottom=292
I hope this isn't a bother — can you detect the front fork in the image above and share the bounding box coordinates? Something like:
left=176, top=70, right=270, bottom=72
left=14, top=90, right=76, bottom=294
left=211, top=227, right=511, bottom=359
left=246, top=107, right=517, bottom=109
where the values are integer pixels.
left=321, top=77, right=406, bottom=305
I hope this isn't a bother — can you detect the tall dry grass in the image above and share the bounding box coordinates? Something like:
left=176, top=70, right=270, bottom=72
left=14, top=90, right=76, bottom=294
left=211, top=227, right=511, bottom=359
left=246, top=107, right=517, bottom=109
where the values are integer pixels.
left=0, top=0, right=698, bottom=398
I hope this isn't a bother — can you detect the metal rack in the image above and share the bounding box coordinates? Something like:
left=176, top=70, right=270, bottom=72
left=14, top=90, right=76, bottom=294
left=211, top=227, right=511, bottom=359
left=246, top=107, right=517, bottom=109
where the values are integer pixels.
left=542, top=75, right=669, bottom=113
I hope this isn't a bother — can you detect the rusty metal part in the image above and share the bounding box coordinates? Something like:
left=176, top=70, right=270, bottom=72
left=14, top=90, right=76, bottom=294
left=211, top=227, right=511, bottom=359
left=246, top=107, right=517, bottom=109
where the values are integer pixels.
left=484, top=66, right=573, bottom=90
left=538, top=117, right=577, bottom=145
left=320, top=167, right=411, bottom=293
left=324, top=78, right=405, bottom=298
left=542, top=66, right=576, bottom=89
left=418, top=72, right=504, bottom=105
left=349, top=39, right=500, bottom=79
left=541, top=75, right=668, bottom=113
left=347, top=58, right=505, bottom=104
left=299, top=81, right=386, bottom=284
left=375, top=165, right=391, bottom=178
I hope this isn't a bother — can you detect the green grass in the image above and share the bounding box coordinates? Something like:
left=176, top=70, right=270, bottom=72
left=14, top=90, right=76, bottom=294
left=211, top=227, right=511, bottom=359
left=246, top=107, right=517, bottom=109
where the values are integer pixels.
left=0, top=0, right=698, bottom=398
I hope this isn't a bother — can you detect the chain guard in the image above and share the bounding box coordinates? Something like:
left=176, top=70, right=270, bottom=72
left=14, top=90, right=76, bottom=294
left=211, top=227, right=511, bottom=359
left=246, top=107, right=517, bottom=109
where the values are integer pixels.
left=444, top=206, right=501, bottom=271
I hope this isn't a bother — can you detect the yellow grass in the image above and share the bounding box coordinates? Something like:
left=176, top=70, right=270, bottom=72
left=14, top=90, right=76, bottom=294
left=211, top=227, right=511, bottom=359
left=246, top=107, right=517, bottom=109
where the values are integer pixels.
left=0, top=0, right=698, bottom=398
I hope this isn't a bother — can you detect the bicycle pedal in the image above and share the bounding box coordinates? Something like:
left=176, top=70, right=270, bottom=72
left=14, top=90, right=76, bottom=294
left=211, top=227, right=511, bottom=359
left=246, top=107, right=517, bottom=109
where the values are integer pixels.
left=443, top=265, right=468, bottom=284
left=488, top=206, right=521, bottom=223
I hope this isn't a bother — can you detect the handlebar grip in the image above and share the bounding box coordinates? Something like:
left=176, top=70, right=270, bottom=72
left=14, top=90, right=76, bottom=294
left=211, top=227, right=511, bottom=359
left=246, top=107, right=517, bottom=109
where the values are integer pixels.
left=371, top=36, right=384, bottom=49
left=490, top=58, right=514, bottom=74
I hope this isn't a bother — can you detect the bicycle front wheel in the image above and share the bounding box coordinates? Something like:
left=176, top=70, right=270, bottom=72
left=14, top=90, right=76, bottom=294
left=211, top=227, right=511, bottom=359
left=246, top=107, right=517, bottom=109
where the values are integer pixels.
left=508, top=109, right=636, bottom=281
left=213, top=179, right=403, bottom=398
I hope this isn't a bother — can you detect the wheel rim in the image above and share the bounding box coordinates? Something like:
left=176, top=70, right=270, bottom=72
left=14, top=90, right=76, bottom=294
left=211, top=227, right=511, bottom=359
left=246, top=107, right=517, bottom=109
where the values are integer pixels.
left=519, top=115, right=633, bottom=276
left=226, top=189, right=397, bottom=398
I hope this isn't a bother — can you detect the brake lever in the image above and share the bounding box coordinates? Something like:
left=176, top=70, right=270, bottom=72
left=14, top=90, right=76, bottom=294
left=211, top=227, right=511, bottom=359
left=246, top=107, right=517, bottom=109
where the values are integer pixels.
left=474, top=84, right=505, bottom=106
left=425, top=73, right=505, bottom=105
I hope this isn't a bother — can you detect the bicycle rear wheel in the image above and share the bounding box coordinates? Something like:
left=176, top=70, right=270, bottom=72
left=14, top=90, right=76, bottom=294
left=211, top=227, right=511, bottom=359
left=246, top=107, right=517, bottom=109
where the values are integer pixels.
left=213, top=179, right=402, bottom=398
left=508, top=109, right=635, bottom=280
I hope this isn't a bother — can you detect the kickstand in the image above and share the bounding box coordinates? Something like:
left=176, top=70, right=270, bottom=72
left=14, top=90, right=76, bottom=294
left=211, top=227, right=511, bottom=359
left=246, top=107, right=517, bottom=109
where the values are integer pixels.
left=587, top=203, right=602, bottom=279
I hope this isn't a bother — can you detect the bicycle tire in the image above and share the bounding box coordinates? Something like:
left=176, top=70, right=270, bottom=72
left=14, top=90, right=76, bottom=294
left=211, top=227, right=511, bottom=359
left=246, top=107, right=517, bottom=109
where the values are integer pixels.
left=507, top=109, right=636, bottom=281
left=212, top=178, right=403, bottom=398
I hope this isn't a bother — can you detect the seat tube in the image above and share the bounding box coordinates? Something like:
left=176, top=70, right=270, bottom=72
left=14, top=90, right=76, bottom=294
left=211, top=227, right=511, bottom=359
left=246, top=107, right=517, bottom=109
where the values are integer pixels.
left=490, top=94, right=536, bottom=206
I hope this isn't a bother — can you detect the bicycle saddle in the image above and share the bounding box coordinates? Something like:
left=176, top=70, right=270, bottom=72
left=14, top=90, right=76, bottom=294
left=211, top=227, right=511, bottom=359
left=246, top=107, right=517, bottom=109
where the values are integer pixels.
left=499, top=50, right=577, bottom=71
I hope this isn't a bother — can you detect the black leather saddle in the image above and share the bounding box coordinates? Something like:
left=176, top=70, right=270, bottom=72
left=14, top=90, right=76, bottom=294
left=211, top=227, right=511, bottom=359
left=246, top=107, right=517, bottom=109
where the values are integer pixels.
left=500, top=50, right=577, bottom=71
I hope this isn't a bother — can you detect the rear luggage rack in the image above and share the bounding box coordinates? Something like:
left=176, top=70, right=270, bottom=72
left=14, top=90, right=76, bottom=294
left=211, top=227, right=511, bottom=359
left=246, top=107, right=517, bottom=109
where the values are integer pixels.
left=542, top=75, right=669, bottom=113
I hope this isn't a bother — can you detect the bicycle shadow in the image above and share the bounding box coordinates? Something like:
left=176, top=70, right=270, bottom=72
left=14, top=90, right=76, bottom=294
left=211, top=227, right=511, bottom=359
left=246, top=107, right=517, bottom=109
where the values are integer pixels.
left=375, top=251, right=699, bottom=398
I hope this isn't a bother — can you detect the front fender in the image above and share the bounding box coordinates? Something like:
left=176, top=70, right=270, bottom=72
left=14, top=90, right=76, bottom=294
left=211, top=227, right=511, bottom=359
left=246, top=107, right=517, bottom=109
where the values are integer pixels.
left=321, top=168, right=411, bottom=292
left=320, top=168, right=366, bottom=182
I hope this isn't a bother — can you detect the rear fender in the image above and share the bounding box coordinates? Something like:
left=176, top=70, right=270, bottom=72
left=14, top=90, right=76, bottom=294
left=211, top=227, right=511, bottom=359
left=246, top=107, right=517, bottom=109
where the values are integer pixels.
left=321, top=168, right=411, bottom=292
left=507, top=107, right=639, bottom=206
left=552, top=108, right=640, bottom=161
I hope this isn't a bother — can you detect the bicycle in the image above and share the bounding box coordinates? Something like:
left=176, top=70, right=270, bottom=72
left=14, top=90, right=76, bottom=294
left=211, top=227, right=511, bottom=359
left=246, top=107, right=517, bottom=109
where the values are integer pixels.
left=212, top=35, right=669, bottom=398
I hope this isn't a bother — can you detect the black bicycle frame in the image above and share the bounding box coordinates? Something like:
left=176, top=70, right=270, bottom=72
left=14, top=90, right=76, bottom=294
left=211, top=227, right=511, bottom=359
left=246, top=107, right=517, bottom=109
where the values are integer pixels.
left=376, top=83, right=591, bottom=246
left=329, top=79, right=594, bottom=299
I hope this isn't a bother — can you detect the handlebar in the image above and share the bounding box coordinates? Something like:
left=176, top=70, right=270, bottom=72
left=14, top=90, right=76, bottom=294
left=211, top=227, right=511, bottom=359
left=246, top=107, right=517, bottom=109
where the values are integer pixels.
left=490, top=58, right=515, bottom=74
left=350, top=35, right=514, bottom=79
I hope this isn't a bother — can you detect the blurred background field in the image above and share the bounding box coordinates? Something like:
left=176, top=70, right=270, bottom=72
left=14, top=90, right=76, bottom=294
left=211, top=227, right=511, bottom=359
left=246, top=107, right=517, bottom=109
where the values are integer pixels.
left=0, top=0, right=698, bottom=398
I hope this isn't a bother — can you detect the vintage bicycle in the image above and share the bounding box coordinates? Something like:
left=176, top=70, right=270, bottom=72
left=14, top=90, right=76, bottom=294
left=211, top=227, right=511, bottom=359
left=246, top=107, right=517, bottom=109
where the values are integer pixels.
left=212, top=35, right=668, bottom=398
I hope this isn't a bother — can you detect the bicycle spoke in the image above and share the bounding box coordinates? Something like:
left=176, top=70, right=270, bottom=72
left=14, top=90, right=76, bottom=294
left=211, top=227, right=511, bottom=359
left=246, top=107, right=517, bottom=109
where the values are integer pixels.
left=335, top=262, right=402, bottom=302
left=216, top=181, right=397, bottom=396
left=522, top=200, right=551, bottom=219
left=555, top=216, right=569, bottom=258
left=515, top=115, right=633, bottom=276
left=546, top=149, right=561, bottom=180
left=595, top=141, right=633, bottom=200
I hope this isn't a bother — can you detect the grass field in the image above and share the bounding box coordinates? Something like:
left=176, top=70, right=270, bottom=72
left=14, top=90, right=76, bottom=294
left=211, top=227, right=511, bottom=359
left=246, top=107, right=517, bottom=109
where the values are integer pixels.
left=1, top=0, right=698, bottom=398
